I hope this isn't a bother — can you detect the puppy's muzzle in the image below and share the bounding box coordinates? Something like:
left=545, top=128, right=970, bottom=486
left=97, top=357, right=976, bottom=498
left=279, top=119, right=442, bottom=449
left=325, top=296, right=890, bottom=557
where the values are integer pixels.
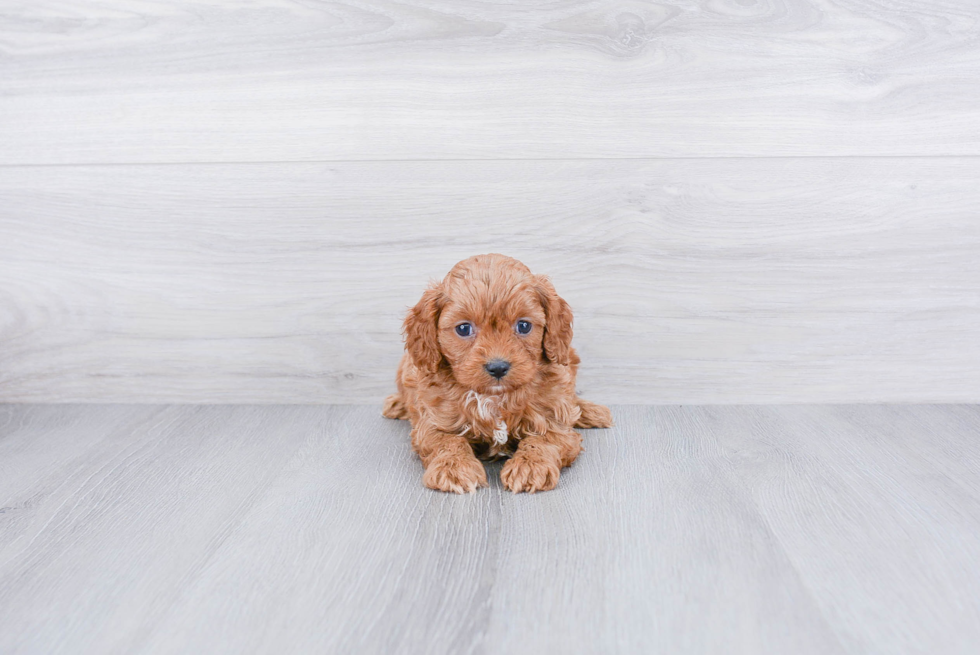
left=484, top=359, right=511, bottom=379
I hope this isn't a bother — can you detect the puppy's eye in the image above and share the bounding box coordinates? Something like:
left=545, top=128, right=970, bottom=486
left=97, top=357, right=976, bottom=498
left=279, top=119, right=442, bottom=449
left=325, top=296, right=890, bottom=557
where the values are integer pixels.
left=516, top=320, right=532, bottom=335
left=455, top=323, right=473, bottom=337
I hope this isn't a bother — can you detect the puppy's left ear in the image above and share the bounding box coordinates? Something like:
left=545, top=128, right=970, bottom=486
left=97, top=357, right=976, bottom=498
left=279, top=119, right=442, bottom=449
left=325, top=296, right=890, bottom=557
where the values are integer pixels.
left=534, top=275, right=574, bottom=366
left=404, top=284, right=446, bottom=374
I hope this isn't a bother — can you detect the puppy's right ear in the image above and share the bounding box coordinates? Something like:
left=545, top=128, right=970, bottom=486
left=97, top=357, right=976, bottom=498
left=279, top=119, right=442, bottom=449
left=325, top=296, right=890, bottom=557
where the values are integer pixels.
left=404, top=284, right=445, bottom=374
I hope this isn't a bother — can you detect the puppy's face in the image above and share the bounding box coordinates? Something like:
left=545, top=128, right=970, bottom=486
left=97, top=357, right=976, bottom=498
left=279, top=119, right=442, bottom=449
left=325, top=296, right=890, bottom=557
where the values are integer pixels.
left=436, top=280, right=546, bottom=394
left=404, top=254, right=573, bottom=393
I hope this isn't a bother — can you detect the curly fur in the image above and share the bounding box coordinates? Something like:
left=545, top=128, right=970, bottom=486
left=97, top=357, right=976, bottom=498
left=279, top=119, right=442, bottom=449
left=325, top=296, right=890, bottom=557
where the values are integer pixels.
left=383, top=253, right=613, bottom=494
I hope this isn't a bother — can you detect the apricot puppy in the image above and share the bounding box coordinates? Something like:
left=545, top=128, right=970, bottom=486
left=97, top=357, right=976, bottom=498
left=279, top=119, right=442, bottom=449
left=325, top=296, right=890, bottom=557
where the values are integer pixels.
left=383, top=254, right=613, bottom=494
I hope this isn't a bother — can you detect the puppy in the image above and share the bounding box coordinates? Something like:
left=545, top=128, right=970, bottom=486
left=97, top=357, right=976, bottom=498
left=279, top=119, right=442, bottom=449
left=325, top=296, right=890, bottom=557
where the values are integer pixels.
left=383, top=254, right=613, bottom=494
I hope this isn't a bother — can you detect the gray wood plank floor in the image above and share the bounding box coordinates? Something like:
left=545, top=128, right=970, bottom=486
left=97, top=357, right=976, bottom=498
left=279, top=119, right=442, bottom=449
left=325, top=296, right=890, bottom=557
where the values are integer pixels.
left=1, top=404, right=978, bottom=654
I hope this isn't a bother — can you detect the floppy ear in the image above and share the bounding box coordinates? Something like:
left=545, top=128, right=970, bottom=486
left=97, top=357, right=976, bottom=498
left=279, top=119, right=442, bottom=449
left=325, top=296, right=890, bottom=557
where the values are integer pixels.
left=404, top=284, right=445, bottom=374
left=534, top=275, right=574, bottom=366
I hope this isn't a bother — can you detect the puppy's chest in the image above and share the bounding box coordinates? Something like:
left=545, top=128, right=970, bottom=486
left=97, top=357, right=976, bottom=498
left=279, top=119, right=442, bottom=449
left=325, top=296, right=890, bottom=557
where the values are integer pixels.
left=460, top=390, right=522, bottom=458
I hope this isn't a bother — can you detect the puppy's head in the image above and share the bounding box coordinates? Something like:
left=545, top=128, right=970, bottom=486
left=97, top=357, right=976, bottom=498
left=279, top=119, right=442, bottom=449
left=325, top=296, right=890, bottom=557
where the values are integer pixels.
left=404, top=254, right=573, bottom=393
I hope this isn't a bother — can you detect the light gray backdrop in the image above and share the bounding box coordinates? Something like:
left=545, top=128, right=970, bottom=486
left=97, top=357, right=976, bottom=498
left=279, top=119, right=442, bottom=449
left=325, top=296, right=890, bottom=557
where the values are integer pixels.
left=2, top=0, right=978, bottom=403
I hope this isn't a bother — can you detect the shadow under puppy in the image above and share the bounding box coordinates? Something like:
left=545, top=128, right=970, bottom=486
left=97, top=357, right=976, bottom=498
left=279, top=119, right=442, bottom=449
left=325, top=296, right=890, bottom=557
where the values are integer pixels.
left=383, top=253, right=613, bottom=494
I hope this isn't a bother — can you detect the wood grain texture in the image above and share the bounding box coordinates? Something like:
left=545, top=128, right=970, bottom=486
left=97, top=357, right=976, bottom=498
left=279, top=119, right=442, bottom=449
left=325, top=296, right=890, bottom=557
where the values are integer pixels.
left=0, top=404, right=323, bottom=653
left=1, top=404, right=979, bottom=654
left=2, top=158, right=979, bottom=403
left=1, top=0, right=980, bottom=164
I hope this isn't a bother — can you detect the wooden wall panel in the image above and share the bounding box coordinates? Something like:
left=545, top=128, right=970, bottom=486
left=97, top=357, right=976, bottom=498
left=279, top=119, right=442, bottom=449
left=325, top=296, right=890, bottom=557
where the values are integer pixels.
left=1, top=1, right=979, bottom=163
left=2, top=158, right=978, bottom=403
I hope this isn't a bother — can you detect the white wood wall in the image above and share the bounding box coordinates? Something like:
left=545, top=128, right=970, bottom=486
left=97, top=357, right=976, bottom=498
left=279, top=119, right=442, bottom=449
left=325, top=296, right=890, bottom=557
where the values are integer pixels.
left=1, top=0, right=978, bottom=403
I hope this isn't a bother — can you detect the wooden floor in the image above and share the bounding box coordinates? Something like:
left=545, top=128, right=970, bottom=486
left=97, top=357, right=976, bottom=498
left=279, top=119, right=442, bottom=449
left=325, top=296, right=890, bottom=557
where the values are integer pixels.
left=2, top=404, right=979, bottom=654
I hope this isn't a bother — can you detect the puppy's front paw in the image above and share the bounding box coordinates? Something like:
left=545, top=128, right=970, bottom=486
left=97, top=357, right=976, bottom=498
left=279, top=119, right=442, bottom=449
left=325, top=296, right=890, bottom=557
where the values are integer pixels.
left=501, top=451, right=561, bottom=494
left=423, top=454, right=488, bottom=494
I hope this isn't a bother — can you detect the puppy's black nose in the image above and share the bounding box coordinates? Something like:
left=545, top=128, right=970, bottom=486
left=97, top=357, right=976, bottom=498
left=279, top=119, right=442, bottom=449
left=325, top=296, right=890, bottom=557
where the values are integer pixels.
left=484, top=359, right=511, bottom=379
